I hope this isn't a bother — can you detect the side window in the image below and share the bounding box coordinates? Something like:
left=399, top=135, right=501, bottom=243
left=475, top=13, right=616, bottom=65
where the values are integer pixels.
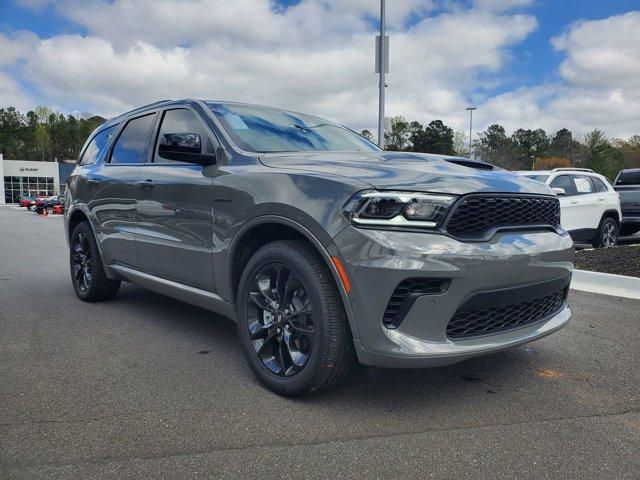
left=110, top=114, right=156, bottom=165
left=591, top=177, right=608, bottom=193
left=572, top=175, right=595, bottom=195
left=549, top=175, right=573, bottom=196
left=154, top=108, right=210, bottom=163
left=79, top=125, right=117, bottom=166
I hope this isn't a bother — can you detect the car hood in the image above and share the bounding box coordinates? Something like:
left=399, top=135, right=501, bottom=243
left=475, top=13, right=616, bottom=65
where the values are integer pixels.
left=259, top=151, right=554, bottom=196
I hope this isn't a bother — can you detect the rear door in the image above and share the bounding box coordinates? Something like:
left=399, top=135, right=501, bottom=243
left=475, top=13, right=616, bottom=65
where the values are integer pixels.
left=135, top=106, right=217, bottom=291
left=571, top=175, right=601, bottom=230
left=88, top=112, right=157, bottom=267
left=591, top=176, right=619, bottom=216
left=549, top=175, right=579, bottom=231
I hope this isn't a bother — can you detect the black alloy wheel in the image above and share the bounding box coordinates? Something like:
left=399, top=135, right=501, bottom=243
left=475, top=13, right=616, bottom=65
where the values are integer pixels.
left=236, top=240, right=354, bottom=396
left=72, top=232, right=93, bottom=292
left=594, top=217, right=618, bottom=248
left=69, top=221, right=120, bottom=302
left=601, top=219, right=617, bottom=247
left=247, top=263, right=315, bottom=377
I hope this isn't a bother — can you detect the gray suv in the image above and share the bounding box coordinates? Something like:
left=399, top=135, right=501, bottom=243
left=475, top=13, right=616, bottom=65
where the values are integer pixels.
left=65, top=100, right=574, bottom=396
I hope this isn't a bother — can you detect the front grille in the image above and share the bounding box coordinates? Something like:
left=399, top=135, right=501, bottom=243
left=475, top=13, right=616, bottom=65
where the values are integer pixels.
left=446, top=195, right=560, bottom=239
left=383, top=279, right=449, bottom=329
left=446, top=288, right=567, bottom=340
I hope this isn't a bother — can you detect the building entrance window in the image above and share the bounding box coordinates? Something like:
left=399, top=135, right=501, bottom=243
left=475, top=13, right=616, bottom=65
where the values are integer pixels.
left=3, top=176, right=55, bottom=203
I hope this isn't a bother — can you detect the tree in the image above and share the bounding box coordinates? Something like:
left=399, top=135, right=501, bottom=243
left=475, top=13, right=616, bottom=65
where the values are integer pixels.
left=34, top=124, right=51, bottom=162
left=511, top=128, right=550, bottom=167
left=548, top=128, right=585, bottom=165
left=360, top=129, right=373, bottom=142
left=474, top=124, right=519, bottom=169
left=583, top=130, right=623, bottom=180
left=384, top=116, right=410, bottom=151
left=452, top=131, right=469, bottom=157
left=421, top=120, right=455, bottom=155
left=612, top=136, right=640, bottom=170
left=534, top=157, right=571, bottom=170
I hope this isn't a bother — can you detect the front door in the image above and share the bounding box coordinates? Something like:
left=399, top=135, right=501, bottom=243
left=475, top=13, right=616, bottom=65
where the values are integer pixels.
left=135, top=107, right=217, bottom=291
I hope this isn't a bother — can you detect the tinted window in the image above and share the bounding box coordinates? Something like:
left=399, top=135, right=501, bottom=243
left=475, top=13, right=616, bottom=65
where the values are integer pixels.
left=79, top=125, right=117, bottom=165
left=591, top=177, right=608, bottom=192
left=110, top=114, right=155, bottom=165
left=155, top=109, right=209, bottom=163
left=615, top=170, right=640, bottom=185
left=549, top=175, right=573, bottom=196
left=572, top=175, right=595, bottom=194
left=208, top=103, right=380, bottom=153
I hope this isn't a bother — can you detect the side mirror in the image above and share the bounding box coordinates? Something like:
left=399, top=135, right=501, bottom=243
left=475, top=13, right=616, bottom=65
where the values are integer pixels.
left=552, top=187, right=566, bottom=196
left=158, top=133, right=216, bottom=165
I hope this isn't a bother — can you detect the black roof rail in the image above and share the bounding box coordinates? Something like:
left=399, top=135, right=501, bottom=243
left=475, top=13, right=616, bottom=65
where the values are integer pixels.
left=109, top=99, right=175, bottom=122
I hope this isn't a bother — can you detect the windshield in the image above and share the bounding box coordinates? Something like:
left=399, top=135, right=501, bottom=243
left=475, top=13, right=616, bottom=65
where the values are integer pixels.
left=523, top=174, right=550, bottom=183
left=207, top=103, right=380, bottom=153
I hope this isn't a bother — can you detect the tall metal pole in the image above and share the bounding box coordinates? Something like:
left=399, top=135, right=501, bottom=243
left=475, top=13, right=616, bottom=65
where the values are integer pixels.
left=466, top=107, right=476, bottom=157
left=377, top=0, right=386, bottom=148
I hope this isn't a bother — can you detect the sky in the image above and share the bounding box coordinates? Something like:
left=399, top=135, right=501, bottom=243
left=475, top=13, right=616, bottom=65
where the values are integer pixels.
left=0, top=0, right=639, bottom=141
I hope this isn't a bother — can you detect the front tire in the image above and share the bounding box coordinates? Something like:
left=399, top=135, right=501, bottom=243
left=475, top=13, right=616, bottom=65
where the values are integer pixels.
left=593, top=216, right=618, bottom=248
left=236, top=240, right=354, bottom=396
left=70, top=222, right=120, bottom=302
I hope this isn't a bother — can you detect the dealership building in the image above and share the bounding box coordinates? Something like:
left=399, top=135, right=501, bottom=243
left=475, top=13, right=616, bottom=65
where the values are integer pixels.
left=1, top=154, right=75, bottom=204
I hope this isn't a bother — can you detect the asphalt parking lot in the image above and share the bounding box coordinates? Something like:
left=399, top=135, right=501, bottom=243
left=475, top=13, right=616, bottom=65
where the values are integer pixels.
left=1, top=206, right=639, bottom=480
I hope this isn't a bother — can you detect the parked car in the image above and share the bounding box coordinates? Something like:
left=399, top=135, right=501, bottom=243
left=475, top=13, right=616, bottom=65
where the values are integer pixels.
left=17, top=194, right=35, bottom=207
left=613, top=168, right=640, bottom=237
left=39, top=196, right=65, bottom=214
left=514, top=168, right=622, bottom=247
left=26, top=195, right=49, bottom=211
left=31, top=195, right=58, bottom=214
left=65, top=100, right=573, bottom=396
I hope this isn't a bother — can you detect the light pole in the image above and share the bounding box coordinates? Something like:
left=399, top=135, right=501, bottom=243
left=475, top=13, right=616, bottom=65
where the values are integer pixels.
left=377, top=0, right=387, bottom=148
left=466, top=107, right=476, bottom=158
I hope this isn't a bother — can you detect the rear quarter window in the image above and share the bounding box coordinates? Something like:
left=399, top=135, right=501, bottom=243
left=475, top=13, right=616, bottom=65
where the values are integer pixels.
left=78, top=125, right=118, bottom=166
left=591, top=177, right=609, bottom=192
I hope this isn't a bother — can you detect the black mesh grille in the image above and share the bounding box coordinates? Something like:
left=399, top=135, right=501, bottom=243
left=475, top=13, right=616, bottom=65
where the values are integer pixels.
left=446, top=195, right=560, bottom=238
left=383, top=279, right=448, bottom=328
left=446, top=288, right=567, bottom=340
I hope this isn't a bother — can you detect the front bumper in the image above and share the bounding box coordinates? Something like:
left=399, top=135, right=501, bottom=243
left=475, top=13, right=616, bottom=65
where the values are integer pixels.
left=332, top=226, right=574, bottom=368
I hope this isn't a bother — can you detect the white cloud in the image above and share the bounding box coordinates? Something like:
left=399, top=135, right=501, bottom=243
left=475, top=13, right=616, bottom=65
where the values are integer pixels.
left=1, top=0, right=536, bottom=131
left=2, top=1, right=639, bottom=140
left=0, top=72, right=35, bottom=112
left=475, top=11, right=640, bottom=139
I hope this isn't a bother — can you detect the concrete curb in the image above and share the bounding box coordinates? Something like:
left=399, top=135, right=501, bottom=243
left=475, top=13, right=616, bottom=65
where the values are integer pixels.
left=571, top=269, right=640, bottom=299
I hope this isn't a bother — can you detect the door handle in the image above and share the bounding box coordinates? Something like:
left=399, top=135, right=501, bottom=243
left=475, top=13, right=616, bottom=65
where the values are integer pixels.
left=87, top=178, right=99, bottom=187
left=570, top=200, right=578, bottom=205
left=597, top=197, right=605, bottom=201
left=137, top=179, right=155, bottom=189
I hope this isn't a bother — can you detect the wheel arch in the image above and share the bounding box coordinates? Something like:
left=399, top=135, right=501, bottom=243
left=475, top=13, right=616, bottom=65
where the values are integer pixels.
left=226, top=215, right=360, bottom=339
left=601, top=209, right=620, bottom=223
left=66, top=205, right=115, bottom=279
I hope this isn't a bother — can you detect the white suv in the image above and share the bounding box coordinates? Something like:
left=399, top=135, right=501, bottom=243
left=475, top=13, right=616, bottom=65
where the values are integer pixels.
left=515, top=168, right=622, bottom=247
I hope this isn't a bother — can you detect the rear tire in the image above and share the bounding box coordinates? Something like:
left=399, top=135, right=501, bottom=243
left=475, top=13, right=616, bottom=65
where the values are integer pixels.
left=236, top=240, right=354, bottom=396
left=70, top=221, right=120, bottom=302
left=592, top=216, right=618, bottom=248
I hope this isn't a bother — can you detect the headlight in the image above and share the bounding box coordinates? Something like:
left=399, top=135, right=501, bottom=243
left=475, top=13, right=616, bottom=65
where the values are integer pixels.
left=343, top=191, right=456, bottom=228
